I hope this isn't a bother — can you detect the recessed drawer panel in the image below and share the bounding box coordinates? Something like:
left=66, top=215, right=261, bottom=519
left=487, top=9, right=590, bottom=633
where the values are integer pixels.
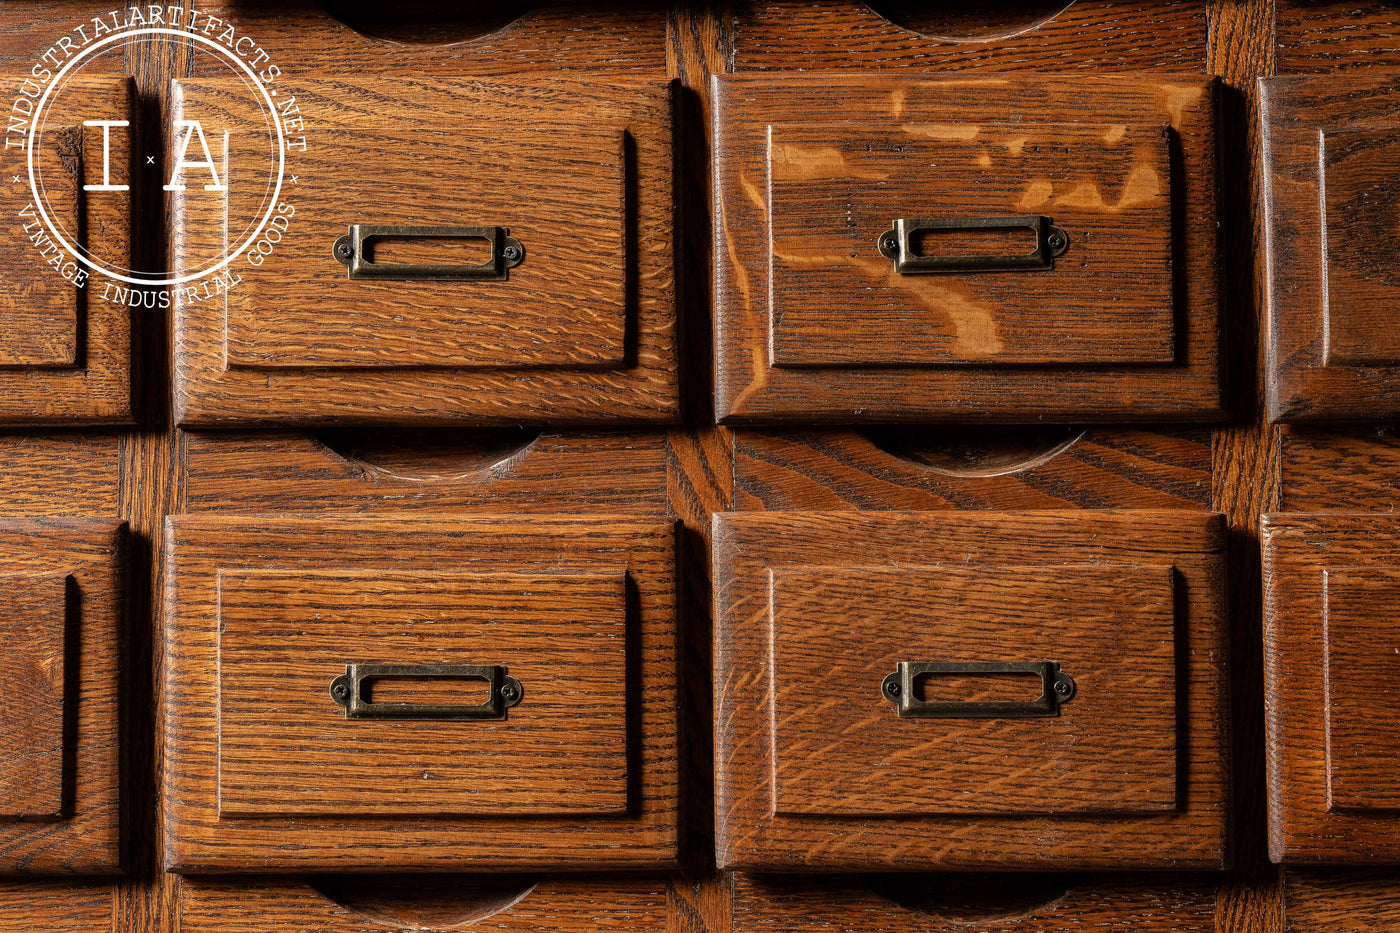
left=0, top=73, right=133, bottom=424
left=0, top=518, right=123, bottom=875
left=163, top=514, right=678, bottom=872
left=171, top=76, right=675, bottom=426
left=1262, top=74, right=1400, bottom=421
left=714, top=509, right=1229, bottom=870
left=216, top=569, right=628, bottom=820
left=1263, top=512, right=1400, bottom=863
left=713, top=72, right=1222, bottom=424
left=770, top=564, right=1177, bottom=818
left=768, top=121, right=1175, bottom=367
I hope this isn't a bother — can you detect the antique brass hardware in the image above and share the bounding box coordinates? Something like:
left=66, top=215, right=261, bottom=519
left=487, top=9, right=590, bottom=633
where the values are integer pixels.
left=329, top=663, right=524, bottom=720
left=880, top=660, right=1076, bottom=718
left=332, top=224, right=524, bottom=280
left=877, top=215, right=1069, bottom=273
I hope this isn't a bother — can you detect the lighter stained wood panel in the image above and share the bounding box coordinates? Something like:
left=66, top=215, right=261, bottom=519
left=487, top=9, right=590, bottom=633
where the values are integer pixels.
left=713, top=73, right=1222, bottom=423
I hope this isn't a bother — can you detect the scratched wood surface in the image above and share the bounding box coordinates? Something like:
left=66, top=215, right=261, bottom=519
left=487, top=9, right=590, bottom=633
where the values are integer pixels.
left=1260, top=73, right=1400, bottom=421
left=766, top=120, right=1177, bottom=367
left=1262, top=512, right=1400, bottom=864
left=0, top=0, right=1335, bottom=930
left=714, top=509, right=1229, bottom=871
left=712, top=72, right=1222, bottom=424
left=0, top=74, right=132, bottom=424
left=171, top=75, right=677, bottom=426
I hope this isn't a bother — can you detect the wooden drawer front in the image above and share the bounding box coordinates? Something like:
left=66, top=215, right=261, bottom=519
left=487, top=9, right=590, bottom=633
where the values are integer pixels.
left=171, top=77, right=675, bottom=426
left=713, top=73, right=1221, bottom=424
left=714, top=510, right=1229, bottom=870
left=0, top=519, right=122, bottom=874
left=163, top=514, right=678, bottom=872
left=0, top=74, right=132, bottom=424
left=216, top=569, right=628, bottom=820
left=1263, top=75, right=1400, bottom=422
left=1262, top=512, right=1400, bottom=863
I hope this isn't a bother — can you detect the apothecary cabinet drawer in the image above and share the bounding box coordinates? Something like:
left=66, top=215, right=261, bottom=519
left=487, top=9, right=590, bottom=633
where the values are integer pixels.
left=170, top=76, right=675, bottom=426
left=1263, top=512, right=1400, bottom=863
left=713, top=509, right=1229, bottom=870
left=0, top=73, right=132, bottom=424
left=0, top=517, right=123, bottom=874
left=162, top=513, right=677, bottom=872
left=1262, top=74, right=1400, bottom=422
left=712, top=72, right=1221, bottom=424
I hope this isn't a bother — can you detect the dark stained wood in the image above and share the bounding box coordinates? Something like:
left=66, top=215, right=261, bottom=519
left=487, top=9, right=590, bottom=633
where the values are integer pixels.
left=1281, top=426, right=1400, bottom=511
left=713, top=72, right=1222, bottom=423
left=713, top=509, right=1230, bottom=870
left=178, top=875, right=671, bottom=932
left=734, top=427, right=1214, bottom=511
left=1259, top=73, right=1400, bottom=421
left=732, top=872, right=1222, bottom=933
left=1262, top=512, right=1400, bottom=864
left=733, top=0, right=1207, bottom=71
left=182, top=430, right=668, bottom=514
left=0, top=518, right=123, bottom=875
left=1283, top=869, right=1400, bottom=932
left=195, top=0, right=669, bottom=77
left=0, top=74, right=133, bottom=424
left=163, top=514, right=678, bottom=872
left=171, top=75, right=676, bottom=426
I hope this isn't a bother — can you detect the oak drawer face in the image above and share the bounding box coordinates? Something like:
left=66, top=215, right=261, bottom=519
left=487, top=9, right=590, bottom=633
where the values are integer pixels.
left=0, top=519, right=123, bottom=874
left=0, top=73, right=133, bottom=424
left=1262, top=512, right=1400, bottom=863
left=171, top=76, right=676, bottom=426
left=163, top=514, right=678, bottom=872
left=713, top=510, right=1229, bottom=870
left=713, top=73, right=1222, bottom=424
left=1262, top=75, right=1400, bottom=422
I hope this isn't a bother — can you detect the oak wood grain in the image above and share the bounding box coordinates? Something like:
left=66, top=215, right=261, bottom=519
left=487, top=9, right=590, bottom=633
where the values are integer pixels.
left=733, top=0, right=1207, bottom=72
left=714, top=509, right=1230, bottom=870
left=766, top=120, right=1176, bottom=367
left=0, top=74, right=133, bottom=425
left=767, top=564, right=1178, bottom=817
left=731, top=872, right=1222, bottom=933
left=0, top=518, right=123, bottom=875
left=215, top=568, right=629, bottom=819
left=1262, top=512, right=1400, bottom=863
left=0, top=572, right=67, bottom=819
left=734, top=427, right=1214, bottom=511
left=163, top=513, right=678, bottom=872
left=1260, top=73, right=1400, bottom=421
left=177, top=875, right=671, bottom=933
left=171, top=75, right=676, bottom=426
left=1283, top=868, right=1400, bottom=932
left=182, top=430, right=669, bottom=514
left=713, top=72, right=1222, bottom=423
